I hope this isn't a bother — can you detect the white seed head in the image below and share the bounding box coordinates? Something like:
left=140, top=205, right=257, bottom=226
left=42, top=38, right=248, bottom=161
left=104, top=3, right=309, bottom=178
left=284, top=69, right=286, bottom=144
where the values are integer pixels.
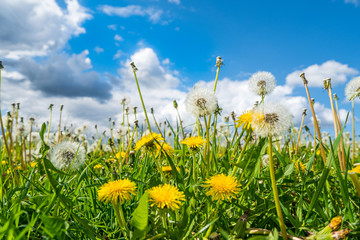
left=120, top=96, right=131, bottom=106
left=49, top=141, right=86, bottom=171
left=262, top=154, right=270, bottom=167
left=221, top=114, right=230, bottom=123
left=249, top=71, right=276, bottom=96
left=252, top=102, right=293, bottom=138
left=345, top=76, right=360, bottom=101
left=114, top=125, right=131, bottom=139
left=186, top=87, right=218, bottom=118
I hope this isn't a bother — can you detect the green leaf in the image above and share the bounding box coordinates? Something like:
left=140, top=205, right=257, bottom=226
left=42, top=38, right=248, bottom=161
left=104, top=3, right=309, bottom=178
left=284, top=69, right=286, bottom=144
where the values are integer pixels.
left=131, top=191, right=149, bottom=239
left=283, top=163, right=294, bottom=177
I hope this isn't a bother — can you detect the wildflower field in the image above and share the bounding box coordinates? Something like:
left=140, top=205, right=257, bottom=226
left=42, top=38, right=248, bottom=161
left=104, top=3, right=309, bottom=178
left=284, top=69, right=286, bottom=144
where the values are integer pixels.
left=1, top=59, right=360, bottom=240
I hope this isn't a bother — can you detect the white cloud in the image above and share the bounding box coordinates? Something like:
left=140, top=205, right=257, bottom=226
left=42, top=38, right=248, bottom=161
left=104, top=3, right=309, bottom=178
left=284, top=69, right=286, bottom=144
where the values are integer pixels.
left=99, top=5, right=163, bottom=23
left=345, top=0, right=359, bottom=6
left=107, top=24, right=117, bottom=30
left=0, top=0, right=92, bottom=59
left=94, top=46, right=104, bottom=53
left=113, top=50, right=124, bottom=59
left=114, top=34, right=124, bottom=41
left=168, top=0, right=181, bottom=4
left=286, top=60, right=358, bottom=87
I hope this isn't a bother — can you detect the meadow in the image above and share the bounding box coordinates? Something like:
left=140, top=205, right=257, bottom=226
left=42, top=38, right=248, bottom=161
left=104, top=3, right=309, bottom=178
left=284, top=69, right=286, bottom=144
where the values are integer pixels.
left=0, top=58, right=359, bottom=239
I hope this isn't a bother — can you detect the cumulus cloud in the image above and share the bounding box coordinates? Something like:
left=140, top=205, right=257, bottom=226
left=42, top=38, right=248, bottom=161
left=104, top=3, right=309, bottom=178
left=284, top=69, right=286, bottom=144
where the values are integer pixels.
left=99, top=5, right=163, bottom=23
left=0, top=0, right=91, bottom=59
left=94, top=46, right=104, bottom=53
left=286, top=60, right=358, bottom=87
left=13, top=50, right=112, bottom=100
left=168, top=0, right=181, bottom=4
left=345, top=0, right=359, bottom=6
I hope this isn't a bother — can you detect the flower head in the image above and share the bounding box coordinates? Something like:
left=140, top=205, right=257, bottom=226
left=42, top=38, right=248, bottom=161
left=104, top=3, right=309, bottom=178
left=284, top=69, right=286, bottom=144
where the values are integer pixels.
left=348, top=165, right=360, bottom=174
left=155, top=142, right=174, bottom=157
left=186, top=87, right=218, bottom=118
left=329, top=216, right=342, bottom=231
left=162, top=165, right=180, bottom=173
left=94, top=164, right=103, bottom=170
left=49, top=141, right=86, bottom=171
left=202, top=174, right=241, bottom=201
left=345, top=76, right=360, bottom=101
left=180, top=136, right=205, bottom=150
left=249, top=71, right=276, bottom=96
left=149, top=184, right=185, bottom=210
left=251, top=102, right=293, bottom=138
left=135, top=132, right=164, bottom=151
left=236, top=110, right=255, bottom=130
left=98, top=179, right=136, bottom=205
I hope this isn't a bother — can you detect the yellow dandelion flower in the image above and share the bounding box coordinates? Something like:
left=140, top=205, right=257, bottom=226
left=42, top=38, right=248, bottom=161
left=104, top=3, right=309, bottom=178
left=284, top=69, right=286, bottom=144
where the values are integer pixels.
left=30, top=162, right=37, bottom=168
left=180, top=136, right=205, bottom=149
left=236, top=110, right=254, bottom=129
left=107, top=158, right=116, bottom=163
left=135, top=133, right=164, bottom=151
left=202, top=174, right=241, bottom=201
left=349, top=165, right=360, bottom=174
left=329, top=216, right=342, bottom=231
left=162, top=165, right=180, bottom=173
left=98, top=179, right=136, bottom=205
left=116, top=152, right=127, bottom=159
left=149, top=184, right=185, bottom=210
left=2, top=160, right=7, bottom=166
left=294, top=160, right=306, bottom=173
left=156, top=142, right=174, bottom=156
left=15, top=165, right=22, bottom=171
left=94, top=164, right=103, bottom=170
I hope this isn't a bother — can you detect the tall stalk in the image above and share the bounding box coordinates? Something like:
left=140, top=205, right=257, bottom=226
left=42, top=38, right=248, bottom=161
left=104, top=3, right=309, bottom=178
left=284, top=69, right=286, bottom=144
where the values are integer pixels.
left=352, top=100, right=356, bottom=164
left=268, top=136, right=287, bottom=240
left=295, top=109, right=306, bottom=155
left=300, top=73, right=327, bottom=163
left=131, top=62, right=152, bottom=133
left=58, top=105, right=64, bottom=142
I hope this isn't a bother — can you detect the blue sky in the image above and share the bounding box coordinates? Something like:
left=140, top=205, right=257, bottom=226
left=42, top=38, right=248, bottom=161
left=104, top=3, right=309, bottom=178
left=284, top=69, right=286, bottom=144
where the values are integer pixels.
left=1, top=0, right=360, bottom=136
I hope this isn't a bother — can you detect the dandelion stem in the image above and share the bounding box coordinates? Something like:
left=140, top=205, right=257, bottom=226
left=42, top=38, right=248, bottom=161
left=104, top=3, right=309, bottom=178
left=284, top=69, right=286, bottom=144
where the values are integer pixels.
left=352, top=100, right=356, bottom=164
left=131, top=63, right=152, bottom=133
left=300, top=73, right=327, bottom=163
left=58, top=105, right=64, bottom=142
left=295, top=109, right=306, bottom=155
left=268, top=136, right=287, bottom=240
left=231, top=130, right=252, bottom=177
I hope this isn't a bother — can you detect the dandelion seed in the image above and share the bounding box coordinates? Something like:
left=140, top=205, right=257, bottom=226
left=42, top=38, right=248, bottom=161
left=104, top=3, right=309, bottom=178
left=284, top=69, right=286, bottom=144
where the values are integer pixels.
left=202, top=173, right=241, bottom=201
left=149, top=184, right=185, bottom=210
left=249, top=71, right=276, bottom=96
left=186, top=87, right=218, bottom=118
left=345, top=76, right=360, bottom=101
left=98, top=179, right=136, bottom=205
left=251, top=102, right=293, bottom=138
left=49, top=141, right=86, bottom=171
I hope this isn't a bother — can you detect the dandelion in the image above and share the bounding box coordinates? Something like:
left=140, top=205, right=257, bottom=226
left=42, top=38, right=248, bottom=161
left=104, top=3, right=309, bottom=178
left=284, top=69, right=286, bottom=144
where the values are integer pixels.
left=107, top=158, right=117, bottom=163
left=149, top=184, right=185, bottom=210
left=162, top=165, right=180, bottom=173
left=202, top=173, right=241, bottom=201
left=156, top=142, right=174, bottom=156
left=186, top=87, right=218, bottom=118
left=30, top=162, right=37, bottom=168
left=251, top=102, right=293, bottom=138
left=114, top=126, right=130, bottom=139
left=120, top=96, right=131, bottom=106
left=236, top=110, right=255, bottom=130
left=98, top=179, right=136, bottom=204
left=349, top=165, right=360, bottom=174
left=94, top=164, right=103, bottom=170
left=222, top=114, right=230, bottom=123
left=134, top=132, right=164, bottom=151
left=329, top=216, right=342, bottom=231
left=180, top=136, right=205, bottom=150
left=249, top=71, right=276, bottom=96
left=262, top=154, right=269, bottom=167
left=345, top=76, right=360, bottom=101
left=49, top=141, right=86, bottom=171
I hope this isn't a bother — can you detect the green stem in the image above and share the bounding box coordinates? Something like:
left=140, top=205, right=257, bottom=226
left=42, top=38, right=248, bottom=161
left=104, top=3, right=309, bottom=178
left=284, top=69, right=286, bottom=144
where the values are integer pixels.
left=268, top=136, right=287, bottom=240
left=352, top=100, right=355, bottom=164
left=132, top=70, right=152, bottom=133
left=113, top=203, right=130, bottom=238
left=231, top=131, right=252, bottom=177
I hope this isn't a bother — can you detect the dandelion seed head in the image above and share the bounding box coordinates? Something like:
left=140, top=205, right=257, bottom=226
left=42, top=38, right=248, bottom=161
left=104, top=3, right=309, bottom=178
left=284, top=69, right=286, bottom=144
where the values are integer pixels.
left=221, top=114, right=230, bottom=123
left=249, top=71, right=276, bottom=96
left=186, top=87, right=218, bottom=118
left=345, top=76, right=360, bottom=101
left=49, top=141, right=86, bottom=171
left=252, top=102, right=293, bottom=138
